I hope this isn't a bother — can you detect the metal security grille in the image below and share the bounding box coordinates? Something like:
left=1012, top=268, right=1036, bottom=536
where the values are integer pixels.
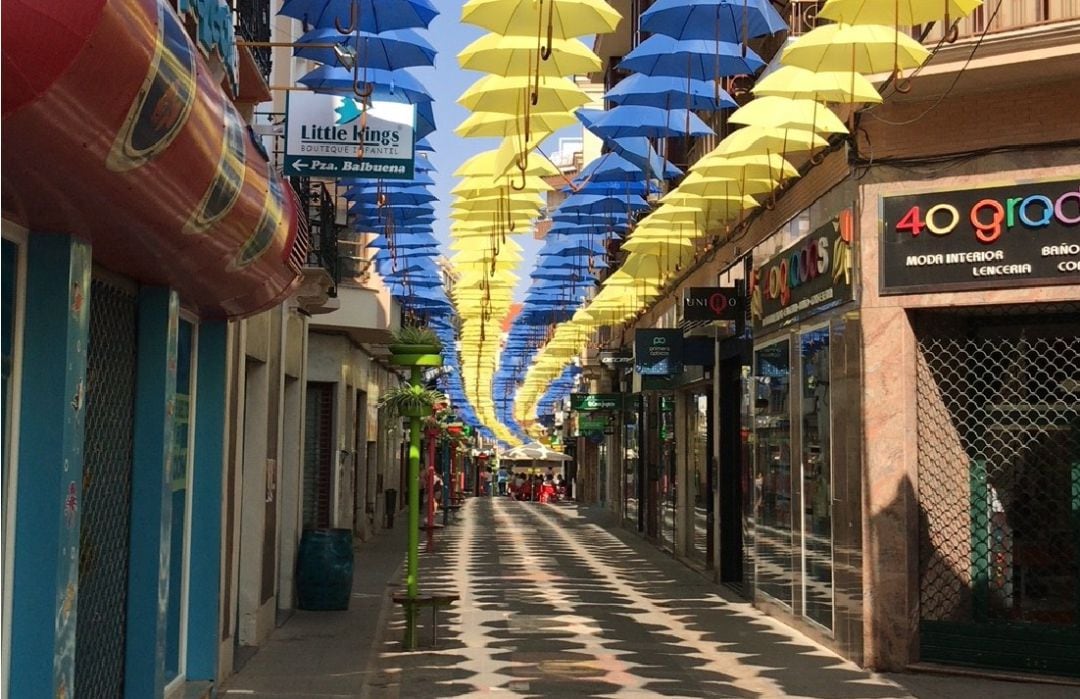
left=916, top=306, right=1080, bottom=677
left=76, top=278, right=138, bottom=697
left=303, top=382, right=334, bottom=529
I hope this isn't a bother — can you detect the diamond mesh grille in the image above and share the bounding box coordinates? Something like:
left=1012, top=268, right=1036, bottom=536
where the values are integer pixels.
left=916, top=309, right=1080, bottom=633
left=75, top=278, right=138, bottom=698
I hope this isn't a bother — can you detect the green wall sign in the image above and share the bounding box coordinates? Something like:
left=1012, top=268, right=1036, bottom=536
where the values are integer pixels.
left=570, top=393, right=633, bottom=412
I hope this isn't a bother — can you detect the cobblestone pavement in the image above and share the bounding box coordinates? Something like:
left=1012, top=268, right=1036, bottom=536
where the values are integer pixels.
left=362, top=498, right=1024, bottom=699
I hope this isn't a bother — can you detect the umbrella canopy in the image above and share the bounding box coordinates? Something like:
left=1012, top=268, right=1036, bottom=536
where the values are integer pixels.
left=455, top=110, right=578, bottom=138
left=294, top=27, right=436, bottom=70
left=729, top=96, right=850, bottom=134
left=819, top=0, right=983, bottom=26
left=640, top=0, right=788, bottom=41
left=298, top=65, right=432, bottom=103
left=619, top=35, right=765, bottom=80
left=458, top=34, right=601, bottom=76
left=752, top=65, right=882, bottom=103
left=781, top=23, right=931, bottom=74
left=500, top=442, right=572, bottom=462
left=605, top=73, right=736, bottom=112
left=588, top=105, right=715, bottom=139
left=459, top=74, right=590, bottom=113
left=461, top=0, right=621, bottom=38
left=280, top=0, right=438, bottom=31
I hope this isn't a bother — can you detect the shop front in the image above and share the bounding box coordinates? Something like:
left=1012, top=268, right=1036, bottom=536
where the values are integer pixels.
left=748, top=207, right=865, bottom=657
left=863, top=169, right=1080, bottom=677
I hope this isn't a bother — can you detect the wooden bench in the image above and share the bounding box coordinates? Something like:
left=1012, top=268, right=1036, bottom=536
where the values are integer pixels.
left=392, top=592, right=459, bottom=649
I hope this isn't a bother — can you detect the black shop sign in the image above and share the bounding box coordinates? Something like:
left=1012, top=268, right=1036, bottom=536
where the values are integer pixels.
left=634, top=329, right=683, bottom=376
left=750, top=211, right=855, bottom=333
left=682, top=287, right=742, bottom=321
left=880, top=180, right=1080, bottom=294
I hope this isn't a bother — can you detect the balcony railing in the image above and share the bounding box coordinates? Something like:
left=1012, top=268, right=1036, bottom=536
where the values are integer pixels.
left=291, top=177, right=340, bottom=297
left=234, top=0, right=272, bottom=83
left=786, top=0, right=1079, bottom=41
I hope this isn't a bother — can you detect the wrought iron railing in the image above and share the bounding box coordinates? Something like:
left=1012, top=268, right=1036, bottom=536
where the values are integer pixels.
left=290, top=177, right=340, bottom=297
left=234, top=0, right=272, bottom=83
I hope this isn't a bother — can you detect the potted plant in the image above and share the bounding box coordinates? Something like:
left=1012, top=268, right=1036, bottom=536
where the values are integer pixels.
left=389, top=325, right=442, bottom=356
left=379, top=384, right=446, bottom=418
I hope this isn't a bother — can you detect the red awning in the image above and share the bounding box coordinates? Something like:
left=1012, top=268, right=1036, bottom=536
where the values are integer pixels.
left=1, top=0, right=304, bottom=318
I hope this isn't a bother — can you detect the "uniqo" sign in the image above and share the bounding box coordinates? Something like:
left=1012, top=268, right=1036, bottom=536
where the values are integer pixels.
left=682, top=287, right=742, bottom=321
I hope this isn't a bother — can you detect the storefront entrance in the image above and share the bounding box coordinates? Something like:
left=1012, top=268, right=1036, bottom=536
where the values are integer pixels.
left=915, top=307, right=1080, bottom=677
left=76, top=276, right=138, bottom=697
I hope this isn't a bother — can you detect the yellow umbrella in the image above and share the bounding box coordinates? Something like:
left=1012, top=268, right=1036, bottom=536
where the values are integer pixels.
left=730, top=97, right=849, bottom=134
left=678, top=172, right=777, bottom=197
left=716, top=125, right=829, bottom=155
left=458, top=34, right=601, bottom=76
left=752, top=65, right=882, bottom=104
left=819, top=0, right=983, bottom=26
left=455, top=110, right=578, bottom=138
left=458, top=75, right=589, bottom=113
left=455, top=149, right=560, bottom=178
left=452, top=176, right=551, bottom=195
left=692, top=153, right=799, bottom=181
left=461, top=0, right=622, bottom=39
left=781, top=23, right=931, bottom=75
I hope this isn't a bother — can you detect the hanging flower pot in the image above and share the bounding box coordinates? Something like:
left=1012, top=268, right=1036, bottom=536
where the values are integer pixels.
left=388, top=325, right=443, bottom=357
left=378, top=384, right=445, bottom=419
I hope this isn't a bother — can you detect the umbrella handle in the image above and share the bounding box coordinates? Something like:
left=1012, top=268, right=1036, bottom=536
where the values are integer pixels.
left=889, top=68, right=913, bottom=94
left=334, top=0, right=358, bottom=33
left=540, top=0, right=554, bottom=60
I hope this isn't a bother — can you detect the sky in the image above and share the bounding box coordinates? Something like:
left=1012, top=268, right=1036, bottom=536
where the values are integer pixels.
left=414, top=0, right=579, bottom=302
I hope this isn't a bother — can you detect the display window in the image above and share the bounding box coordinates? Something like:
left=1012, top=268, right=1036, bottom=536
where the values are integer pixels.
left=688, top=391, right=710, bottom=565
left=800, top=326, right=833, bottom=630
left=753, top=340, right=794, bottom=606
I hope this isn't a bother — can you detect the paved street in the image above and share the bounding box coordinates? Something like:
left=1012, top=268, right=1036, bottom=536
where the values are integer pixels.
left=223, top=498, right=1080, bottom=699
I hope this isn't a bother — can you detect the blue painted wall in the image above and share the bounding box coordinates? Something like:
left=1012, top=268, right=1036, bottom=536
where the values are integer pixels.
left=186, top=320, right=227, bottom=681
left=8, top=234, right=91, bottom=699
left=124, top=288, right=179, bottom=699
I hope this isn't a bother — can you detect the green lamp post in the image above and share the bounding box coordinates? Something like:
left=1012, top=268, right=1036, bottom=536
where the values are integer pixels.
left=384, top=326, right=443, bottom=649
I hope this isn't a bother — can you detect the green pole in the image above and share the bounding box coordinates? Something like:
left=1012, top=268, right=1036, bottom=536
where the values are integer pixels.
left=405, top=366, right=422, bottom=649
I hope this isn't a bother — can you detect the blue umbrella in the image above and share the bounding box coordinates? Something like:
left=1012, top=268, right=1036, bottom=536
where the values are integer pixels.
left=640, top=0, right=787, bottom=42
left=414, top=101, right=436, bottom=141
left=348, top=191, right=437, bottom=206
left=299, top=66, right=432, bottom=103
left=294, top=28, right=436, bottom=70
left=619, top=36, right=764, bottom=80
left=559, top=192, right=652, bottom=214
left=588, top=105, right=714, bottom=139
left=576, top=111, right=683, bottom=179
left=415, top=137, right=435, bottom=152
left=342, top=170, right=435, bottom=187
left=605, top=73, right=736, bottom=112
left=563, top=180, right=658, bottom=196
left=414, top=155, right=436, bottom=172
left=280, top=0, right=438, bottom=32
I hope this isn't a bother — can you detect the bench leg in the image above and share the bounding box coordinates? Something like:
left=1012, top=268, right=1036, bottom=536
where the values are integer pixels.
left=431, top=606, right=438, bottom=646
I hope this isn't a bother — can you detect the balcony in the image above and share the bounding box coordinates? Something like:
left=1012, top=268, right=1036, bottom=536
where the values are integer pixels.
left=290, top=178, right=341, bottom=313
left=233, top=0, right=272, bottom=83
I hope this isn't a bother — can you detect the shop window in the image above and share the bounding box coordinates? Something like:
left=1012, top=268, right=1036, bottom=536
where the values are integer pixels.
left=623, top=411, right=640, bottom=527
left=754, top=340, right=794, bottom=605
left=304, top=382, right=335, bottom=529
left=660, top=395, right=677, bottom=552
left=165, top=319, right=196, bottom=685
left=800, top=327, right=833, bottom=630
left=688, top=391, right=711, bottom=565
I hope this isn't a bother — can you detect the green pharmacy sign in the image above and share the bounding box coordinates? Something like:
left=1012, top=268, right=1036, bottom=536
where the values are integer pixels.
left=570, top=393, right=632, bottom=412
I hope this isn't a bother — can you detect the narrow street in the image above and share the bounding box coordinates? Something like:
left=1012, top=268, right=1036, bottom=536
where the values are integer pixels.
left=341, top=503, right=1075, bottom=699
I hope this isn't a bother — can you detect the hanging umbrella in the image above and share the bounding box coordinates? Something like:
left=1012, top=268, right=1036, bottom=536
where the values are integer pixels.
left=752, top=65, right=882, bottom=103
left=459, top=74, right=590, bottom=113
left=459, top=34, right=601, bottom=76
left=280, top=0, right=438, bottom=31
left=819, top=0, right=983, bottom=26
left=461, top=0, right=621, bottom=39
left=605, top=73, right=736, bottom=112
left=678, top=172, right=785, bottom=197
left=781, top=23, right=931, bottom=75
left=455, top=111, right=578, bottom=138
left=729, top=97, right=850, bottom=134
left=294, top=27, right=436, bottom=69
left=588, top=105, right=715, bottom=139
left=558, top=193, right=652, bottom=214
left=639, top=0, right=787, bottom=41
left=298, top=66, right=432, bottom=103
left=691, top=153, right=799, bottom=181
left=717, top=126, right=829, bottom=154
left=619, top=35, right=765, bottom=80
